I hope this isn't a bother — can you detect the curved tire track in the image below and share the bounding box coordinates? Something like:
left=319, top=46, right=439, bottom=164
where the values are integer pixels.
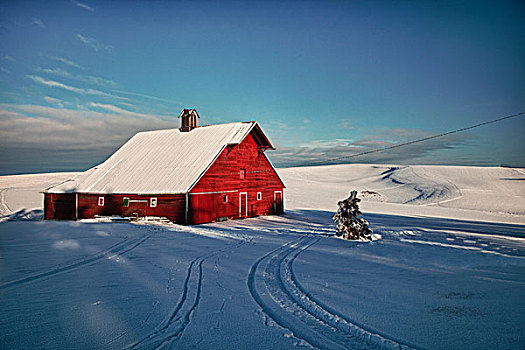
left=126, top=237, right=251, bottom=350
left=0, top=188, right=13, bottom=216
left=249, top=235, right=416, bottom=350
left=0, top=234, right=151, bottom=290
left=284, top=239, right=417, bottom=349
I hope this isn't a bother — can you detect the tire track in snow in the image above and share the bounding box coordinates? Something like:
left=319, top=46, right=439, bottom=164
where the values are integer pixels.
left=247, top=236, right=323, bottom=349
left=283, top=239, right=417, bottom=349
left=125, top=236, right=251, bottom=350
left=0, top=234, right=151, bottom=290
left=0, top=188, right=12, bottom=215
left=249, top=235, right=416, bottom=350
left=514, top=168, right=525, bottom=177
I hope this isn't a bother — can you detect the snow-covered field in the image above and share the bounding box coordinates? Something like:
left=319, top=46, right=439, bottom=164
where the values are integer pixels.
left=1, top=165, right=524, bottom=349
left=281, top=164, right=525, bottom=224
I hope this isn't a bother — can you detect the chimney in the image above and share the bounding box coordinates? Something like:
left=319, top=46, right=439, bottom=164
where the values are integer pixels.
left=178, top=108, right=200, bottom=132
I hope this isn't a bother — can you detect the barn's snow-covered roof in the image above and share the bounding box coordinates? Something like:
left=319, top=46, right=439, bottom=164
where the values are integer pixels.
left=47, top=121, right=273, bottom=194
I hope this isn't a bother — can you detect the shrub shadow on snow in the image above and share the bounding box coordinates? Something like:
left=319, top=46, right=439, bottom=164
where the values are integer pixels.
left=365, top=212, right=525, bottom=239
left=284, top=209, right=525, bottom=239
left=0, top=208, right=43, bottom=222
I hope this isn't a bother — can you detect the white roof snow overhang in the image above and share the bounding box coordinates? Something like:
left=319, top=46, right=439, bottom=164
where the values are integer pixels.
left=186, top=145, right=227, bottom=193
left=44, top=121, right=279, bottom=195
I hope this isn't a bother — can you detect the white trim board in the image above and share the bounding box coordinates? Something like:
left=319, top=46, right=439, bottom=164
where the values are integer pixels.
left=190, top=190, right=238, bottom=195
left=239, top=192, right=248, bottom=217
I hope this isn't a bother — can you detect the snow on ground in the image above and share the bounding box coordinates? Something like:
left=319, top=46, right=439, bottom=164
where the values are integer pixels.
left=281, top=164, right=525, bottom=224
left=1, top=165, right=524, bottom=349
left=0, top=172, right=76, bottom=221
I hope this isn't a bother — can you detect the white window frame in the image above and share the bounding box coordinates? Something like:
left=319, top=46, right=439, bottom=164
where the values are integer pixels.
left=98, top=196, right=104, bottom=206
left=240, top=168, right=246, bottom=180
left=223, top=194, right=228, bottom=203
left=257, top=192, right=262, bottom=200
left=150, top=197, right=157, bottom=208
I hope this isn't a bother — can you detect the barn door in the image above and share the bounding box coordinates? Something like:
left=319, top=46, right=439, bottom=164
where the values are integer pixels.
left=129, top=199, right=147, bottom=219
left=239, top=192, right=248, bottom=218
left=190, top=194, right=214, bottom=224
left=273, top=191, right=283, bottom=214
left=52, top=194, right=76, bottom=220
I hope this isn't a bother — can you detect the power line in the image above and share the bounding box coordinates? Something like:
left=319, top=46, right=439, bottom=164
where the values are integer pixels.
left=308, top=111, right=525, bottom=166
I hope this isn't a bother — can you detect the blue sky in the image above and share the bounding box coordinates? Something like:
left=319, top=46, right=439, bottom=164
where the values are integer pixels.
left=0, top=0, right=524, bottom=174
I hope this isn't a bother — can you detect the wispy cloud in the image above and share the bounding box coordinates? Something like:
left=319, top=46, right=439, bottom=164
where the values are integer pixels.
left=48, top=55, right=84, bottom=70
left=0, top=67, right=11, bottom=74
left=77, top=34, right=113, bottom=52
left=72, top=0, right=94, bottom=12
left=265, top=120, right=289, bottom=140
left=270, top=128, right=474, bottom=167
left=44, top=96, right=64, bottom=107
left=27, top=75, right=127, bottom=100
left=28, top=75, right=84, bottom=93
left=338, top=119, right=354, bottom=130
left=4, top=55, right=16, bottom=62
left=37, top=67, right=117, bottom=87
left=31, top=17, right=46, bottom=29
left=84, top=75, right=116, bottom=87
left=89, top=102, right=153, bottom=119
left=298, top=119, right=311, bottom=130
left=110, top=89, right=178, bottom=105
left=0, top=104, right=175, bottom=152
left=90, top=102, right=131, bottom=114
left=0, top=104, right=176, bottom=174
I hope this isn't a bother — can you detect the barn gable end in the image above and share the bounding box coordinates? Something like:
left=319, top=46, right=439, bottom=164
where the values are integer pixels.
left=189, top=130, right=284, bottom=224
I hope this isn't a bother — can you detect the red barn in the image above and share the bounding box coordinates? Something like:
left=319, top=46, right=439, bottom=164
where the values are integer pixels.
left=44, top=109, right=285, bottom=224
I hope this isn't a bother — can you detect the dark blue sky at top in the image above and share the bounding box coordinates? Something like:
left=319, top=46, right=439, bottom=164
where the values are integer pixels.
left=0, top=0, right=524, bottom=174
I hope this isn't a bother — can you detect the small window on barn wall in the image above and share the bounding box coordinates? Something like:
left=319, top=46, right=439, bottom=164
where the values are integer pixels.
left=98, top=197, right=104, bottom=206
left=240, top=168, right=246, bottom=180
left=223, top=195, right=228, bottom=203
left=257, top=192, right=262, bottom=200
left=150, top=197, right=157, bottom=208
left=123, top=197, right=129, bottom=207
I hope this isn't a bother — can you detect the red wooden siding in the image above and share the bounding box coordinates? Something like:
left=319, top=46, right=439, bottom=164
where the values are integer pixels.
left=189, top=131, right=284, bottom=224
left=45, top=193, right=186, bottom=223
left=77, top=194, right=186, bottom=222
left=44, top=193, right=76, bottom=220
left=189, top=193, right=232, bottom=224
